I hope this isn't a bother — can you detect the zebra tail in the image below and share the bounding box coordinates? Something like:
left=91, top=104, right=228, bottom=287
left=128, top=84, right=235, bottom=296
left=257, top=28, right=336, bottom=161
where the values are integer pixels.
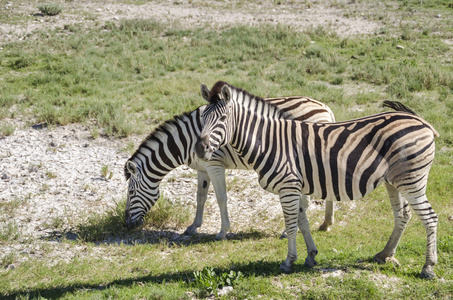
left=383, top=100, right=418, bottom=116
left=382, top=100, right=439, bottom=138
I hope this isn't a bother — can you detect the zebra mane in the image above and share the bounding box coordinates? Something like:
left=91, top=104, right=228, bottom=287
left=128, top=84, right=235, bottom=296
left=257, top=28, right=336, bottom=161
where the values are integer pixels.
left=207, top=81, right=266, bottom=103
left=208, top=81, right=287, bottom=116
left=124, top=111, right=195, bottom=180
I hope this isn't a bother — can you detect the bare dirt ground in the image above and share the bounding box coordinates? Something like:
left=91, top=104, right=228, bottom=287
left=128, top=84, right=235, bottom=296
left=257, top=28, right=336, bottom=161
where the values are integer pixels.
left=0, top=0, right=383, bottom=43
left=0, top=0, right=379, bottom=266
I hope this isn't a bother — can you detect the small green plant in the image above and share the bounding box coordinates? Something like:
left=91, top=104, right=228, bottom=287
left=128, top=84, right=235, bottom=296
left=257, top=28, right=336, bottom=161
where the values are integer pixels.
left=101, top=165, right=113, bottom=180
left=0, top=252, right=16, bottom=268
left=38, top=3, right=63, bottom=16
left=90, top=127, right=100, bottom=139
left=40, top=183, right=50, bottom=192
left=192, top=267, right=243, bottom=296
left=120, top=141, right=136, bottom=154
left=439, top=235, right=453, bottom=253
left=0, top=221, right=20, bottom=243
left=0, top=123, right=15, bottom=136
left=46, top=170, right=57, bottom=179
left=0, top=199, right=22, bottom=216
left=44, top=216, right=65, bottom=230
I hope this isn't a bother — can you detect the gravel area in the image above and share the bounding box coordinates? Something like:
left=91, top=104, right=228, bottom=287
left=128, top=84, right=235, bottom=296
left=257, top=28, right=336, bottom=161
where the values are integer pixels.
left=0, top=120, right=289, bottom=257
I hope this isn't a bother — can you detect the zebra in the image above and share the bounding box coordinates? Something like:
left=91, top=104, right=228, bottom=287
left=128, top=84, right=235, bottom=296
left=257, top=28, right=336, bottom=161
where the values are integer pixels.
left=124, top=93, right=335, bottom=241
left=194, top=81, right=439, bottom=279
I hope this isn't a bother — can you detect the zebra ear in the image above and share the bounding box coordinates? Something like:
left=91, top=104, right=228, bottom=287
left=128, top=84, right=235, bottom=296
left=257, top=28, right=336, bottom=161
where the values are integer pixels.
left=126, top=160, right=138, bottom=179
left=200, top=83, right=210, bottom=102
left=221, top=85, right=231, bottom=103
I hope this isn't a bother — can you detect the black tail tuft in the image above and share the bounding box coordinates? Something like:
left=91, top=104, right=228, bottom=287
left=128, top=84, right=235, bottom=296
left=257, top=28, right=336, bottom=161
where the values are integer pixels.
left=383, top=100, right=418, bottom=116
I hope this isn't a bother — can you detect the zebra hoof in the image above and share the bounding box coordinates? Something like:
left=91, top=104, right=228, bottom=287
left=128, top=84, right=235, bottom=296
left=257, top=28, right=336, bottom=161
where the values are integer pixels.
left=279, top=262, right=293, bottom=274
left=304, top=257, right=318, bottom=268
left=214, top=233, right=227, bottom=241
left=279, top=230, right=287, bottom=240
left=318, top=222, right=330, bottom=232
left=420, top=266, right=436, bottom=280
left=373, top=252, right=388, bottom=264
left=183, top=226, right=198, bottom=236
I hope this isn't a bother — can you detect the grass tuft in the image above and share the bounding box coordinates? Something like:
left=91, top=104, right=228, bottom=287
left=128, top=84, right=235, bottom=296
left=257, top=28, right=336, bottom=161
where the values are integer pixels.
left=143, top=196, right=191, bottom=230
left=75, top=199, right=127, bottom=242
left=0, top=221, right=20, bottom=243
left=38, top=3, right=63, bottom=16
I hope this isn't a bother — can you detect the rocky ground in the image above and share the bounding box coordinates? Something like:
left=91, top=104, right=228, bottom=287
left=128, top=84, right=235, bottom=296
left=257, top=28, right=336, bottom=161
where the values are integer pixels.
left=0, top=0, right=382, bottom=44
left=0, top=0, right=373, bottom=267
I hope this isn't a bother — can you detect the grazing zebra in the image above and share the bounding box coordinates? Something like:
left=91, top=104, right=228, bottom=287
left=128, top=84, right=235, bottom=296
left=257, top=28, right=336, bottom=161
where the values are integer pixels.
left=124, top=94, right=335, bottom=240
left=195, top=81, right=439, bottom=279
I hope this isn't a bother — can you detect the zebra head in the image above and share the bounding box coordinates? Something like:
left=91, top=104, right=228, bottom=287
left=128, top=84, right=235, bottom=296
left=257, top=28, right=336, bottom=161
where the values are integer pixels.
left=124, top=160, right=158, bottom=228
left=195, top=82, right=234, bottom=161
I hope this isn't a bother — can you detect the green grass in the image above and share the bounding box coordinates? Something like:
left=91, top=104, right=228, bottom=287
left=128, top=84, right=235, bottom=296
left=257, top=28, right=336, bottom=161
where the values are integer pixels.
left=1, top=0, right=453, bottom=298
left=1, top=4, right=452, bottom=139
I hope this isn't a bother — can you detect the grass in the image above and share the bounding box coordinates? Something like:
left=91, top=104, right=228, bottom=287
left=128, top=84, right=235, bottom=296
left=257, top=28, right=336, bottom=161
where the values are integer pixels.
left=37, top=3, right=63, bottom=16
left=1, top=3, right=452, bottom=140
left=0, top=0, right=452, bottom=298
left=0, top=221, right=20, bottom=243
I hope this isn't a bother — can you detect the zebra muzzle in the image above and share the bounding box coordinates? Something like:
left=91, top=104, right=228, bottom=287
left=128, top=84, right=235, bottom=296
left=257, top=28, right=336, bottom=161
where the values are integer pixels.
left=195, top=135, right=213, bottom=160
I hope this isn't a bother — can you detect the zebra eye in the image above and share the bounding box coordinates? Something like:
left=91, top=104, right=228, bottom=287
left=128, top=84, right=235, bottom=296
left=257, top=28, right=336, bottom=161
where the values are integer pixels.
left=219, top=115, right=227, bottom=122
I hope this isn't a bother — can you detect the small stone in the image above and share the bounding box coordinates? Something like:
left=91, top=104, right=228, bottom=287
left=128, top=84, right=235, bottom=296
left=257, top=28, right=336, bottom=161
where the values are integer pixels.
left=7, top=264, right=16, bottom=270
left=435, top=14, right=441, bottom=18
left=1, top=173, right=9, bottom=180
left=396, top=45, right=404, bottom=50
left=217, top=286, right=233, bottom=297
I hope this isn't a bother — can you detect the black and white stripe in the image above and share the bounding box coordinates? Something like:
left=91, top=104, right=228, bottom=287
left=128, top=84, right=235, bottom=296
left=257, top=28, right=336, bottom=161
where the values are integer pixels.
left=124, top=91, right=335, bottom=240
left=195, top=81, right=439, bottom=279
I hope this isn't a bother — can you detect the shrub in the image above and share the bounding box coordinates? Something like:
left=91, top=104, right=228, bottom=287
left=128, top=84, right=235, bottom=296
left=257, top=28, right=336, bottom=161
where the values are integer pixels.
left=38, top=3, right=63, bottom=16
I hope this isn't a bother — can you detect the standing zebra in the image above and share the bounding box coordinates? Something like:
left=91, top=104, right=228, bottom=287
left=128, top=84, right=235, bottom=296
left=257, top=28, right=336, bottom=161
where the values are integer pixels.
left=124, top=92, right=335, bottom=241
left=195, top=81, right=439, bottom=279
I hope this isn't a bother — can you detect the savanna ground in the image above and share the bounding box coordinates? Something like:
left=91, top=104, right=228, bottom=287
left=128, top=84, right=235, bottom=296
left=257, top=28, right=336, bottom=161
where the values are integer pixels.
left=0, top=0, right=453, bottom=299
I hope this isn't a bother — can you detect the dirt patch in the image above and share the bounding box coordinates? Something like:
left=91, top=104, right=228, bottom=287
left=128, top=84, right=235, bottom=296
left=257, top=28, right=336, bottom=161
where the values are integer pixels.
left=0, top=0, right=383, bottom=44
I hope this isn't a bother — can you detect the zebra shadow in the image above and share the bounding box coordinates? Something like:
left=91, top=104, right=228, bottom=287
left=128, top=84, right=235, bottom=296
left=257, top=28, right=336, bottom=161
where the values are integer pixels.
left=4, top=257, right=412, bottom=300
left=41, top=226, right=273, bottom=247
left=3, top=259, right=312, bottom=299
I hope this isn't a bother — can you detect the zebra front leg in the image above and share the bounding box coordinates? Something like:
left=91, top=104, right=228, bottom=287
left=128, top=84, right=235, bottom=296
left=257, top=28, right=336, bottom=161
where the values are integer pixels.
left=184, top=171, right=211, bottom=235
left=406, top=193, right=438, bottom=279
left=374, top=183, right=411, bottom=265
left=299, top=194, right=318, bottom=267
left=280, top=195, right=311, bottom=239
left=207, top=165, right=230, bottom=240
left=319, top=200, right=334, bottom=231
left=279, top=192, right=301, bottom=273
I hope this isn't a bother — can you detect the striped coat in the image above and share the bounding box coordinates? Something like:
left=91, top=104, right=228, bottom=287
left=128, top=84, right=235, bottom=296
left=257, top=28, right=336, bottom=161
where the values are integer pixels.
left=195, top=81, right=438, bottom=279
left=124, top=93, right=335, bottom=240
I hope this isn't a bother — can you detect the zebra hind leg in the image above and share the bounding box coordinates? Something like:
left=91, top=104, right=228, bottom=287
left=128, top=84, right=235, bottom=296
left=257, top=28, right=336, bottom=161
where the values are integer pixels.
left=298, top=195, right=318, bottom=267
left=406, top=193, right=438, bottom=279
left=374, top=183, right=411, bottom=266
left=319, top=200, right=334, bottom=231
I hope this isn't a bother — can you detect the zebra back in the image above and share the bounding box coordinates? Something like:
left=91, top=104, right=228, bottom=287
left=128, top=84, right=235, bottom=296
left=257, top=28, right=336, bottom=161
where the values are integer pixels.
left=264, top=96, right=335, bottom=122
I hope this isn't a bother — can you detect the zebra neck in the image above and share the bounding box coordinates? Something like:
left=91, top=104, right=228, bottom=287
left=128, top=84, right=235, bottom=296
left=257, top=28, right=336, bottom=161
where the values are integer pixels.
left=132, top=109, right=204, bottom=180
left=230, top=104, right=272, bottom=167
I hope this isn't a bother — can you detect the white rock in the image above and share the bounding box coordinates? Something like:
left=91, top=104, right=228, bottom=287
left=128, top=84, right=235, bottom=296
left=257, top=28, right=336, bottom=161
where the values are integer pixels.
left=217, top=286, right=234, bottom=296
